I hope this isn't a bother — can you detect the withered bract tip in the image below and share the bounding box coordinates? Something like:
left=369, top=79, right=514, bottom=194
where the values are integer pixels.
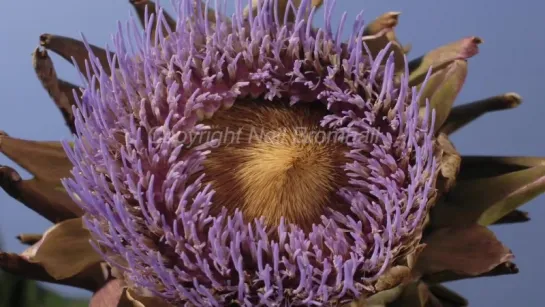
left=504, top=92, right=523, bottom=107
left=39, top=33, right=52, bottom=46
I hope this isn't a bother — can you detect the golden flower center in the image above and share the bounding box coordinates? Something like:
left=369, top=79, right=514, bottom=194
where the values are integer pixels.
left=197, top=100, right=350, bottom=229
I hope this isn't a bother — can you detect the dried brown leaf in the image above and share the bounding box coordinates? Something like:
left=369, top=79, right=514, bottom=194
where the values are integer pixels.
left=0, top=251, right=105, bottom=291
left=0, top=165, right=81, bottom=222
left=0, top=132, right=72, bottom=183
left=40, top=33, right=112, bottom=75
left=16, top=234, right=43, bottom=245
left=21, top=218, right=102, bottom=280
left=415, top=224, right=513, bottom=278
left=32, top=47, right=79, bottom=133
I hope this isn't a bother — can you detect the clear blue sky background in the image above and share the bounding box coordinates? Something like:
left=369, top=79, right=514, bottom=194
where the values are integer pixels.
left=1, top=0, right=544, bottom=305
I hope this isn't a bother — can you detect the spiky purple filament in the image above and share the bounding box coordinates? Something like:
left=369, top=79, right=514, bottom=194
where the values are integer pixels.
left=62, top=0, right=437, bottom=305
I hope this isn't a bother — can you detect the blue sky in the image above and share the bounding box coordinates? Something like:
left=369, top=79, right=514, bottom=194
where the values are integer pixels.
left=1, top=0, right=544, bottom=305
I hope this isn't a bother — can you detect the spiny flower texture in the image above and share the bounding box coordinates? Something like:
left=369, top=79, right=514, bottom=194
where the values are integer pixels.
left=63, top=0, right=438, bottom=305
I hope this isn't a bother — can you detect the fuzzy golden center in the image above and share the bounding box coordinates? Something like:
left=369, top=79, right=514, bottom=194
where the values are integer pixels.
left=195, top=100, right=350, bottom=229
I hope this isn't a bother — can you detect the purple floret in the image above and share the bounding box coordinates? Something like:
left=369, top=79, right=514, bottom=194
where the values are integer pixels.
left=62, top=0, right=437, bottom=305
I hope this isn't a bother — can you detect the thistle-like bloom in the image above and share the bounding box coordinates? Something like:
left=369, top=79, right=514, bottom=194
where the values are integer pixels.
left=62, top=0, right=438, bottom=305
left=2, top=1, right=545, bottom=307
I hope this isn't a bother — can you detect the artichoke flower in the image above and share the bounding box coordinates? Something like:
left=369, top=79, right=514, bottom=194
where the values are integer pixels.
left=0, top=1, right=543, bottom=306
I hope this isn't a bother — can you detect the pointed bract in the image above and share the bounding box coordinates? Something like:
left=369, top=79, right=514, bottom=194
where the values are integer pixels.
left=409, top=36, right=481, bottom=87
left=414, top=224, right=513, bottom=278
left=363, top=12, right=406, bottom=71
left=33, top=48, right=79, bottom=134
left=478, top=167, right=545, bottom=225
left=0, top=166, right=81, bottom=222
left=40, top=33, right=112, bottom=76
left=441, top=93, right=522, bottom=135
left=432, top=165, right=545, bottom=227
left=418, top=59, right=468, bottom=132
left=493, top=209, right=530, bottom=225
left=0, top=132, right=81, bottom=219
left=458, top=155, right=545, bottom=180
left=16, top=234, right=43, bottom=245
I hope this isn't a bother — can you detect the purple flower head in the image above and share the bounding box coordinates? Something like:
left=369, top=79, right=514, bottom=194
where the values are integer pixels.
left=62, top=0, right=438, bottom=305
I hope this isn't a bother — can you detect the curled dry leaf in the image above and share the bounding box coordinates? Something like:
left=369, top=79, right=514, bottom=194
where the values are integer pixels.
left=0, top=165, right=81, bottom=222
left=0, top=132, right=72, bottom=183
left=21, top=218, right=102, bottom=280
left=0, top=251, right=105, bottom=291
left=39, top=33, right=112, bottom=76
left=16, top=234, right=43, bottom=245
left=33, top=47, right=80, bottom=134
left=0, top=132, right=81, bottom=220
